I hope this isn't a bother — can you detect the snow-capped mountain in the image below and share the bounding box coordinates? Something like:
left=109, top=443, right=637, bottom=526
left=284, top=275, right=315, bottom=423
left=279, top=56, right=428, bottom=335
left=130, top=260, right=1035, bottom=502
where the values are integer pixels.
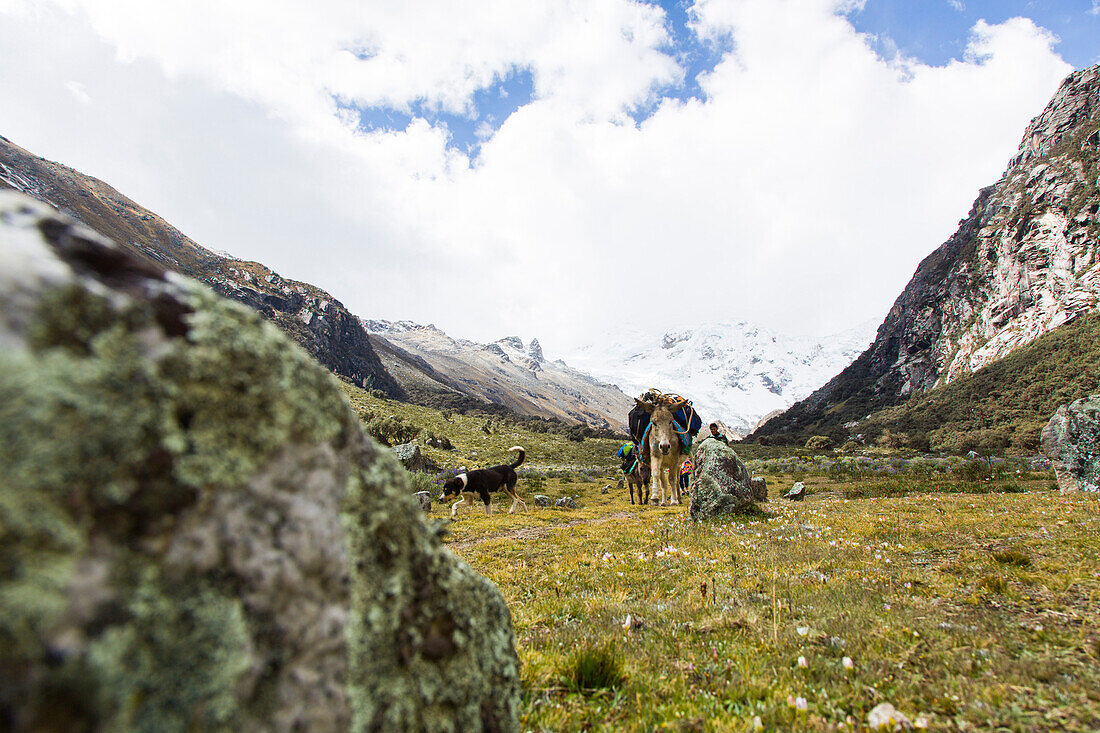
left=364, top=320, right=633, bottom=430
left=560, top=321, right=878, bottom=435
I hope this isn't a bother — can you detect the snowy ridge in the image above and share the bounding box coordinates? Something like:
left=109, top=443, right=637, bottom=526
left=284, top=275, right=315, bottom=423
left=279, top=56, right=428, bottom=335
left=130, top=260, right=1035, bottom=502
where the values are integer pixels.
left=560, top=321, right=878, bottom=435
left=363, top=319, right=634, bottom=429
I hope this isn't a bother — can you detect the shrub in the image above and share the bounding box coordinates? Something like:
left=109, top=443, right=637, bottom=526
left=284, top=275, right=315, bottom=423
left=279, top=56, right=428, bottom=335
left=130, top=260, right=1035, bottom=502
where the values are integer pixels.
left=366, top=415, right=421, bottom=447
left=954, top=460, right=990, bottom=482
left=426, top=432, right=454, bottom=450
left=565, top=425, right=587, bottom=443
left=406, top=471, right=437, bottom=495
left=805, top=435, right=834, bottom=451
left=560, top=641, right=626, bottom=693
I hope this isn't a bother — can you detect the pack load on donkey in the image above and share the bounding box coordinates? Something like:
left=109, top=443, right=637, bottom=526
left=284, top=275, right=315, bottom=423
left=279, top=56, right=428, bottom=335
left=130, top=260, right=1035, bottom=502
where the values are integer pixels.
left=627, top=388, right=703, bottom=459
left=624, top=388, right=704, bottom=505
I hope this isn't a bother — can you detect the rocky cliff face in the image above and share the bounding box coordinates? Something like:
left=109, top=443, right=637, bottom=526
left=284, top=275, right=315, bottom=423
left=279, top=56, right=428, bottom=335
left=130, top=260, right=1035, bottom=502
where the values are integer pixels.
left=755, top=64, right=1100, bottom=442
left=0, top=135, right=402, bottom=397
left=365, top=320, right=633, bottom=429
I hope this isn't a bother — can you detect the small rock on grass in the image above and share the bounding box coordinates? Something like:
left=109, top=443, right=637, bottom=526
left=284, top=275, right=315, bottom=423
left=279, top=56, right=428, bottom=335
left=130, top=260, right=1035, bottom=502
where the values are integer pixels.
left=414, top=491, right=432, bottom=512
left=867, top=702, right=912, bottom=731
left=784, top=481, right=806, bottom=501
left=555, top=496, right=578, bottom=509
left=533, top=495, right=552, bottom=507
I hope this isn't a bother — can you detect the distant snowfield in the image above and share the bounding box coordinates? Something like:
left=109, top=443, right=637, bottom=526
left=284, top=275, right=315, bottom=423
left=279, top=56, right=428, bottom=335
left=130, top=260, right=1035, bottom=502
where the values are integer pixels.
left=559, top=321, right=878, bottom=435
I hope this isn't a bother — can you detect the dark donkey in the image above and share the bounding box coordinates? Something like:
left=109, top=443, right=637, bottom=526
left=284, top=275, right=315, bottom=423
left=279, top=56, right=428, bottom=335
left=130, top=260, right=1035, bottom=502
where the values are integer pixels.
left=625, top=451, right=652, bottom=505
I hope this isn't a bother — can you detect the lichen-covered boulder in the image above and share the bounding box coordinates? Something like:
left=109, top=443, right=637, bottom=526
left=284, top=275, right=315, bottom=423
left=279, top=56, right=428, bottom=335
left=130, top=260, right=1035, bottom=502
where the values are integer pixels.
left=392, top=442, right=439, bottom=473
left=750, top=476, right=768, bottom=502
left=534, top=495, right=552, bottom=507
left=0, top=193, right=519, bottom=732
left=1041, top=396, right=1100, bottom=492
left=555, top=496, right=578, bottom=509
left=689, top=438, right=758, bottom=520
left=415, top=490, right=433, bottom=512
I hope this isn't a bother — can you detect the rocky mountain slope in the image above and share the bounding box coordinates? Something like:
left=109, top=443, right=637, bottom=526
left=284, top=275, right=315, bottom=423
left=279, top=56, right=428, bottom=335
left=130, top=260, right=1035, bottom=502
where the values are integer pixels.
left=0, top=134, right=402, bottom=397
left=365, top=320, right=633, bottom=430
left=560, top=321, right=876, bottom=435
left=754, top=64, right=1100, bottom=443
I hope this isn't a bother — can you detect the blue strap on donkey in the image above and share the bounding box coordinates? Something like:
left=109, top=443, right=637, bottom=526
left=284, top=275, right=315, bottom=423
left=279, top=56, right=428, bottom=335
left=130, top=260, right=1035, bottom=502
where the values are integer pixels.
left=628, top=388, right=702, bottom=455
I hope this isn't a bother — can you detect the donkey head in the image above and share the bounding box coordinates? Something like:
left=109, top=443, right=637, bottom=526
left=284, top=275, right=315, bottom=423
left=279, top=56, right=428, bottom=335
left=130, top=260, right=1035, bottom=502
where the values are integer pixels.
left=637, top=398, right=685, bottom=456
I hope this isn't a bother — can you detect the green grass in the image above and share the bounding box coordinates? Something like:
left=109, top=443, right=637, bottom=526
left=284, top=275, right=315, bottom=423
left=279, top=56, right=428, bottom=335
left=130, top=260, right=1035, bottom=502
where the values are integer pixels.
left=342, top=377, right=1100, bottom=730
left=339, top=380, right=623, bottom=472
left=445, top=474, right=1100, bottom=731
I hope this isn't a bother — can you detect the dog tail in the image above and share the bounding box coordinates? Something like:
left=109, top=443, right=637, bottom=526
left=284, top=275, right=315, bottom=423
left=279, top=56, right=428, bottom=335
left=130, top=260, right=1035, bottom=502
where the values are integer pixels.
left=508, top=445, right=525, bottom=468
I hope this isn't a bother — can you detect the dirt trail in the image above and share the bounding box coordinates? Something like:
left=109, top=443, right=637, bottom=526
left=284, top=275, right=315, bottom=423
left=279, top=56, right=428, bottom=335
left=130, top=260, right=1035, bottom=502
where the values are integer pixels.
left=446, top=510, right=639, bottom=551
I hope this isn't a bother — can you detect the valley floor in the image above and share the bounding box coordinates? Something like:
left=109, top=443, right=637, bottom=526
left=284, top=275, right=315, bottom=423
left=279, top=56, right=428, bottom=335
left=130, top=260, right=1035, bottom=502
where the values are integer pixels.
left=444, top=475, right=1100, bottom=732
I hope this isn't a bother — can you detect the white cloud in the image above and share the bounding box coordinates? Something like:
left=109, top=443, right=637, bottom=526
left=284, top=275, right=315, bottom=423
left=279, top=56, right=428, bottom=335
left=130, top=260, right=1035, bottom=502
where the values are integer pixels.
left=64, top=80, right=90, bottom=104
left=948, top=0, right=965, bottom=12
left=0, top=0, right=1073, bottom=356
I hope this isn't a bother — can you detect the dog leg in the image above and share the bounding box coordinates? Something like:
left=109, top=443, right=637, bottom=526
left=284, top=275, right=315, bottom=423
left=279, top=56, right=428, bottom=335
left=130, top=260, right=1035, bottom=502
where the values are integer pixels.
left=451, top=497, right=467, bottom=518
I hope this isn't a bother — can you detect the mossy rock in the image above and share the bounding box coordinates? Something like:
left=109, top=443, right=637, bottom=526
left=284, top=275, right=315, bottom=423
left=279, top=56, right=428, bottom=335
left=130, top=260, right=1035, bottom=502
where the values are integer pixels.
left=1041, top=395, right=1100, bottom=493
left=0, top=193, right=519, bottom=732
left=689, top=438, right=758, bottom=520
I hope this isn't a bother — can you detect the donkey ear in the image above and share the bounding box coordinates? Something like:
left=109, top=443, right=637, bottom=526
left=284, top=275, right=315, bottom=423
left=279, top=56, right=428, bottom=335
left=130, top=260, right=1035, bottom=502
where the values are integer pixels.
left=635, top=398, right=655, bottom=413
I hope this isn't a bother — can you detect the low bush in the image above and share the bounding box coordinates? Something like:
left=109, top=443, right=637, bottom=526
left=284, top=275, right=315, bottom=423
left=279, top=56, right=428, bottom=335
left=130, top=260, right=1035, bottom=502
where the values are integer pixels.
left=366, top=415, right=422, bottom=446
left=560, top=641, right=626, bottom=694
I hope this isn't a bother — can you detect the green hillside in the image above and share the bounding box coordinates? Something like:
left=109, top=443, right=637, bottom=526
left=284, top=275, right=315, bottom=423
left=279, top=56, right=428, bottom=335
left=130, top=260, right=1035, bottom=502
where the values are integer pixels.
left=855, top=312, right=1100, bottom=453
left=339, top=380, right=626, bottom=472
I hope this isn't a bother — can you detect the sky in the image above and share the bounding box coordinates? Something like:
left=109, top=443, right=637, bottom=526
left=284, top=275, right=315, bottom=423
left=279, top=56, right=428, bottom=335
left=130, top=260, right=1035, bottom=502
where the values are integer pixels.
left=0, top=0, right=1096, bottom=356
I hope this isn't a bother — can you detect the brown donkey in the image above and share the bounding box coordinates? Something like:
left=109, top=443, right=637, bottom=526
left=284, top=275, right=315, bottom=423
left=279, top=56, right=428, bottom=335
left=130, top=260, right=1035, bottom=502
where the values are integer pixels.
left=636, top=398, right=688, bottom=506
left=625, top=454, right=651, bottom=505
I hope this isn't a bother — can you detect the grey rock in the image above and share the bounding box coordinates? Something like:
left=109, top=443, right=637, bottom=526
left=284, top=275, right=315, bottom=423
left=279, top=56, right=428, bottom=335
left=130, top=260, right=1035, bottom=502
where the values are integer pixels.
left=785, top=482, right=806, bottom=501
left=0, top=193, right=519, bottom=733
left=689, top=439, right=759, bottom=520
left=617, top=477, right=625, bottom=489
left=415, top=491, right=433, bottom=512
left=750, top=476, right=768, bottom=502
left=1041, top=396, right=1100, bottom=492
left=867, top=702, right=912, bottom=731
left=391, top=442, right=439, bottom=473
left=533, top=495, right=553, bottom=507
left=601, top=483, right=611, bottom=494
left=555, top=496, right=578, bottom=509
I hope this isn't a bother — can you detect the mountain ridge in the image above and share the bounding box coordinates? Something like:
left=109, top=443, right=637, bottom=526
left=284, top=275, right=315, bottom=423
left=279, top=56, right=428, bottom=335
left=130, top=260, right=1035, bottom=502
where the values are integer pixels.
left=0, top=134, right=404, bottom=397
left=753, top=64, right=1100, bottom=444
left=560, top=320, right=877, bottom=435
left=363, top=319, right=634, bottom=430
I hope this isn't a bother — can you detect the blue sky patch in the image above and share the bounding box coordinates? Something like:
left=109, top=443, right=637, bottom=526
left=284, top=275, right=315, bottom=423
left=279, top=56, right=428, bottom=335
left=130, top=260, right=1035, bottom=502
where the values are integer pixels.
left=347, top=0, right=1097, bottom=152
left=846, top=0, right=1100, bottom=69
left=348, top=68, right=535, bottom=155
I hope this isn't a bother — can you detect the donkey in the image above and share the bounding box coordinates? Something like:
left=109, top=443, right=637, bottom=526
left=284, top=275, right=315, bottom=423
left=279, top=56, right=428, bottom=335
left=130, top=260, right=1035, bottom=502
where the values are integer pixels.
left=625, top=455, right=651, bottom=505
left=636, top=398, right=688, bottom=506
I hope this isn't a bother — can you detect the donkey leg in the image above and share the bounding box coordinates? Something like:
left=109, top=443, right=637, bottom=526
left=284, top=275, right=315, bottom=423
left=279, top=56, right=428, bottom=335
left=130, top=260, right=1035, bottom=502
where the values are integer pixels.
left=649, top=458, right=662, bottom=505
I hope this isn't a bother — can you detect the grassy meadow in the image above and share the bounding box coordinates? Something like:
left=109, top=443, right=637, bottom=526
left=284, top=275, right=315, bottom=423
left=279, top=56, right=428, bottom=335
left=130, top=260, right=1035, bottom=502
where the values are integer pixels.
left=343, top=382, right=1100, bottom=731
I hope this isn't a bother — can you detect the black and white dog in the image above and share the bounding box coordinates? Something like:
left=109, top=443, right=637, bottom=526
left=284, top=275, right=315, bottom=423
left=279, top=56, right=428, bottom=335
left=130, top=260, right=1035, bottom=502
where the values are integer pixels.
left=440, top=446, right=528, bottom=518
